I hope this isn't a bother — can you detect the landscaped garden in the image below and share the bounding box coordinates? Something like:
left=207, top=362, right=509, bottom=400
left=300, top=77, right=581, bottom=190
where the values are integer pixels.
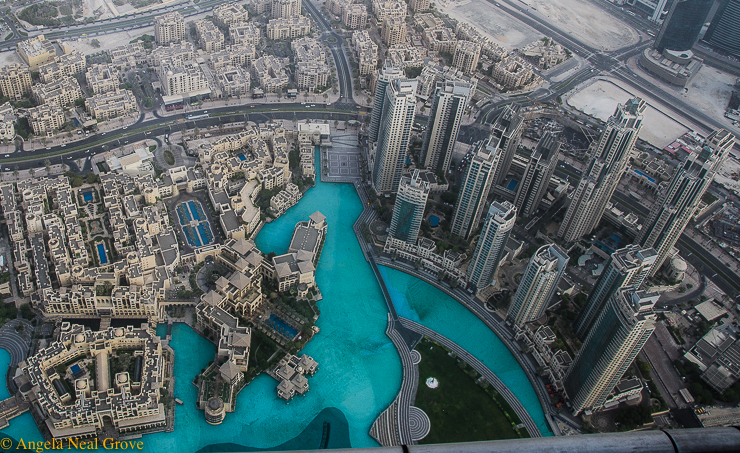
left=414, top=339, right=528, bottom=444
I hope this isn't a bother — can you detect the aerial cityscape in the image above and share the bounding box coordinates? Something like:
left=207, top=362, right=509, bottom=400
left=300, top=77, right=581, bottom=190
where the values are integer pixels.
left=0, top=0, right=739, bottom=450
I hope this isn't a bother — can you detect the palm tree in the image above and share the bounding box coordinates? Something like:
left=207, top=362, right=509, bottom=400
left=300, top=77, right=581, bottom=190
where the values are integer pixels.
left=44, top=159, right=51, bottom=174
left=13, top=166, right=18, bottom=179
left=29, top=168, right=35, bottom=177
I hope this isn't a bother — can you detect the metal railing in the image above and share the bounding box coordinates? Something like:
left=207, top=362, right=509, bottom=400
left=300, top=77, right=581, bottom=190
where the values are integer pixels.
left=266, top=427, right=740, bottom=453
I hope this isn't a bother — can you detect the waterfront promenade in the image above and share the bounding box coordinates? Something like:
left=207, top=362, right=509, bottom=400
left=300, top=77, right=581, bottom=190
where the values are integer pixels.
left=399, top=318, right=542, bottom=438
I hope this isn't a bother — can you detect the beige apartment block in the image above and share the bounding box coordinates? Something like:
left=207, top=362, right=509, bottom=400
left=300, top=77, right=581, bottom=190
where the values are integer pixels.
left=295, top=61, right=330, bottom=91
left=386, top=45, right=425, bottom=68
left=0, top=104, right=15, bottom=140
left=272, top=0, right=301, bottom=18
left=32, top=76, right=83, bottom=108
left=209, top=45, right=257, bottom=70
left=491, top=55, right=536, bottom=89
left=148, top=41, right=195, bottom=66
left=353, top=30, right=378, bottom=76
left=0, top=64, right=32, bottom=101
left=229, top=23, right=262, bottom=46
left=452, top=40, right=481, bottom=75
left=252, top=0, right=271, bottom=14
left=26, top=103, right=65, bottom=136
left=38, top=51, right=86, bottom=84
left=196, top=19, right=225, bottom=53
left=409, top=0, right=430, bottom=11
left=292, top=37, right=326, bottom=62
left=16, top=35, right=56, bottom=71
left=157, top=59, right=209, bottom=96
left=216, top=65, right=251, bottom=98
left=86, top=89, right=137, bottom=122
left=382, top=17, right=407, bottom=46
left=214, top=3, right=249, bottom=26
left=86, top=64, right=120, bottom=95
left=251, top=55, right=289, bottom=92
left=372, top=0, right=406, bottom=23
left=424, top=28, right=457, bottom=54
left=327, top=0, right=352, bottom=15
left=342, top=4, right=367, bottom=30
left=266, top=16, right=311, bottom=40
left=414, top=13, right=444, bottom=29
left=109, top=43, right=146, bottom=70
left=155, top=12, right=186, bottom=46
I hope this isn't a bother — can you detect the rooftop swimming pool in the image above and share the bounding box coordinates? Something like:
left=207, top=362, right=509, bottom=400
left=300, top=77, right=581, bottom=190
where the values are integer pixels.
left=428, top=215, right=440, bottom=227
left=96, top=243, right=108, bottom=265
left=82, top=191, right=93, bottom=202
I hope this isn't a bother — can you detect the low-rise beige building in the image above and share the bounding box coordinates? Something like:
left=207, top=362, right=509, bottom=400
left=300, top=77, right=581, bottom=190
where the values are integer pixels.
left=491, top=55, right=538, bottom=89
left=272, top=0, right=301, bottom=18
left=26, top=103, right=65, bottom=136
left=342, top=4, right=367, bottom=29
left=409, top=0, right=430, bottom=11
left=295, top=61, right=330, bottom=91
left=382, top=17, right=407, bottom=46
left=424, top=28, right=457, bottom=54
left=251, top=56, right=289, bottom=92
left=292, top=37, right=326, bottom=62
left=353, top=31, right=378, bottom=76
left=215, top=65, right=251, bottom=98
left=214, top=3, right=249, bottom=26
left=86, top=89, right=138, bottom=122
left=229, top=23, right=261, bottom=46
left=109, top=43, right=146, bottom=70
left=452, top=40, right=481, bottom=75
left=16, top=35, right=56, bottom=71
left=32, top=76, right=83, bottom=108
left=154, top=12, right=185, bottom=46
left=386, top=45, right=425, bottom=69
left=372, top=0, right=406, bottom=23
left=266, top=16, right=311, bottom=40
left=0, top=64, right=32, bottom=101
left=209, top=46, right=257, bottom=70
left=38, top=51, right=86, bottom=84
left=86, top=64, right=120, bottom=95
left=157, top=59, right=209, bottom=97
left=196, top=19, right=225, bottom=53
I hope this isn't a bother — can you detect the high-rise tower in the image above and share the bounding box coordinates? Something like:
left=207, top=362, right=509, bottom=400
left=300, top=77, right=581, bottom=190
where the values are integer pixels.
left=574, top=245, right=658, bottom=340
left=449, top=135, right=502, bottom=239
left=388, top=169, right=431, bottom=245
left=372, top=78, right=418, bottom=194
left=655, top=0, right=714, bottom=53
left=704, top=0, right=740, bottom=58
left=637, top=129, right=735, bottom=276
left=565, top=288, right=659, bottom=415
left=506, top=244, right=568, bottom=328
left=490, top=106, right=524, bottom=186
left=514, top=131, right=560, bottom=218
left=466, top=201, right=517, bottom=290
left=369, top=66, right=404, bottom=144
left=558, top=98, right=646, bottom=243
left=420, top=80, right=471, bottom=174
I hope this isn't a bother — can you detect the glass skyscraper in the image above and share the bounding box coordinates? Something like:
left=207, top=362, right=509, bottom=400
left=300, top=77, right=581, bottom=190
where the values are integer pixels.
left=655, top=0, right=714, bottom=52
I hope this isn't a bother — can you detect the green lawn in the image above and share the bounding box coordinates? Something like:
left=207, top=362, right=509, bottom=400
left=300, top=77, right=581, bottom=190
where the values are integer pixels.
left=163, top=150, right=175, bottom=165
left=415, top=339, right=527, bottom=444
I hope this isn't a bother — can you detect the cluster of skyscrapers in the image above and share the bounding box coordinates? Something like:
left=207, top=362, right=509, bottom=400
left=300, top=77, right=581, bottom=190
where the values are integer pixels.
left=368, top=57, right=736, bottom=415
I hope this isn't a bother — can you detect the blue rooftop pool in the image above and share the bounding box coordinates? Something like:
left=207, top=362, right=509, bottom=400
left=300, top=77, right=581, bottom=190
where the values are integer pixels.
left=82, top=191, right=93, bottom=202
left=428, top=215, right=440, bottom=227
left=507, top=179, right=519, bottom=191
left=237, top=153, right=247, bottom=161
left=96, top=243, right=108, bottom=265
left=266, top=314, right=299, bottom=338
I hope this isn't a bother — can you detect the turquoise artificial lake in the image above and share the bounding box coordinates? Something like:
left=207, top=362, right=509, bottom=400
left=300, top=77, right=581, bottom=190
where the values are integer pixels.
left=1, top=151, right=550, bottom=449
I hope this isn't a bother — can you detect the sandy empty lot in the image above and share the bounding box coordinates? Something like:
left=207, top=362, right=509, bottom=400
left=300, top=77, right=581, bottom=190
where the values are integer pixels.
left=437, top=0, right=542, bottom=49
left=534, top=0, right=640, bottom=51
left=568, top=79, right=690, bottom=148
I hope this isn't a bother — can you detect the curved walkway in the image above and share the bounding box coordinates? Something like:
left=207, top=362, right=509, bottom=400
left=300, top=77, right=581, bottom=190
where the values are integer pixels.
left=377, top=257, right=562, bottom=435
left=0, top=319, right=32, bottom=366
left=399, top=318, right=542, bottom=438
left=369, top=314, right=418, bottom=446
